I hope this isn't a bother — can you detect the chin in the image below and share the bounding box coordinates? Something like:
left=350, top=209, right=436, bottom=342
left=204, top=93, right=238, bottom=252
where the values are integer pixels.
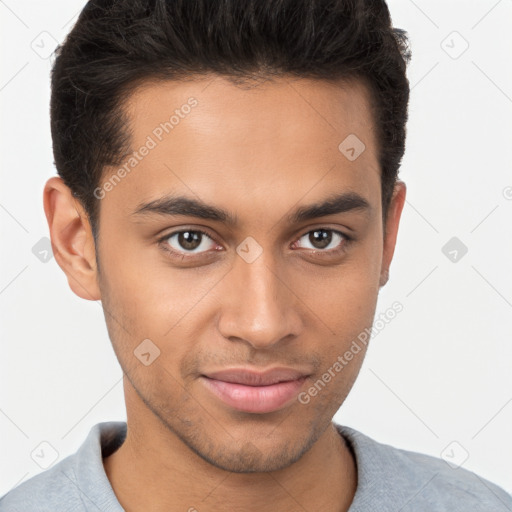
left=197, top=442, right=307, bottom=474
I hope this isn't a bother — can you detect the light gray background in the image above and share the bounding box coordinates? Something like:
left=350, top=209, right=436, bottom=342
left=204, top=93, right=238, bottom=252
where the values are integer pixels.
left=1, top=0, right=511, bottom=498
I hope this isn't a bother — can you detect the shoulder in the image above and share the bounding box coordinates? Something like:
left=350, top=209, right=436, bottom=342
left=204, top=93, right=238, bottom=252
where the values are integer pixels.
left=0, top=421, right=126, bottom=512
left=336, top=424, right=512, bottom=511
left=0, top=455, right=85, bottom=512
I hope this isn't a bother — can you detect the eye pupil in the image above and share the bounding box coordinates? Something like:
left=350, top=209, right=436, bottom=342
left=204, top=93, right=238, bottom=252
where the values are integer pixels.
left=179, top=231, right=202, bottom=250
left=310, top=229, right=331, bottom=249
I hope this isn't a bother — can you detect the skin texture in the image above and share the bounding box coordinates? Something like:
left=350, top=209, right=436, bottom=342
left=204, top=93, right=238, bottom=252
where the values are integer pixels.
left=43, top=74, right=406, bottom=512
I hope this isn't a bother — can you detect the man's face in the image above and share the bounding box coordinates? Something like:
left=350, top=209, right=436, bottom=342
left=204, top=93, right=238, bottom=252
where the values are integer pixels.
left=92, top=75, right=402, bottom=472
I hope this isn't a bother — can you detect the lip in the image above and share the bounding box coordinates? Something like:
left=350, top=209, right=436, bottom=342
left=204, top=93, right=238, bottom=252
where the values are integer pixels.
left=203, top=367, right=309, bottom=386
left=200, top=367, right=309, bottom=414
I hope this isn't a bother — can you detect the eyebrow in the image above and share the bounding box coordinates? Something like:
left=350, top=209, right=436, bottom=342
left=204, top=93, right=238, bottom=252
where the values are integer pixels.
left=131, top=191, right=371, bottom=226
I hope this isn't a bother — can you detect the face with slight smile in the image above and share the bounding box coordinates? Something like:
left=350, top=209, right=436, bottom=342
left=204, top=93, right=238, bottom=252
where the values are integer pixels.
left=80, top=75, right=405, bottom=473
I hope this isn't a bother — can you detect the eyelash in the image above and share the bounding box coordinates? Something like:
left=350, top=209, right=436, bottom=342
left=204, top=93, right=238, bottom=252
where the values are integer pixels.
left=157, top=227, right=354, bottom=262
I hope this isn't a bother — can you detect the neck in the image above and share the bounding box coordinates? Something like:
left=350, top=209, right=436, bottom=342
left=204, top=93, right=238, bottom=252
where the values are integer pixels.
left=103, top=390, right=357, bottom=512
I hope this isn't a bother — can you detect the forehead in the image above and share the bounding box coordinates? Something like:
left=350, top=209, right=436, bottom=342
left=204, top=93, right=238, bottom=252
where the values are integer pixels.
left=102, top=74, right=381, bottom=221
left=123, top=74, right=376, bottom=150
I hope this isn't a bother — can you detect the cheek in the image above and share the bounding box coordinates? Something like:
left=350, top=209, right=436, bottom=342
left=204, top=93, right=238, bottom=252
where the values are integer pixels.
left=97, top=237, right=219, bottom=374
left=293, top=240, right=381, bottom=380
left=98, top=229, right=175, bottom=321
left=303, top=242, right=381, bottom=332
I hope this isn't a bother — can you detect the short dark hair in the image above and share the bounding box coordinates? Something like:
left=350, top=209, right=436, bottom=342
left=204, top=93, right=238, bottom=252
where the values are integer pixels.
left=50, top=0, right=411, bottom=242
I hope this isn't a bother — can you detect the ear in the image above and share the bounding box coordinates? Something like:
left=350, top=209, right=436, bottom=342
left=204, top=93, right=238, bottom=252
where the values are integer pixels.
left=379, top=180, right=406, bottom=287
left=43, top=176, right=101, bottom=301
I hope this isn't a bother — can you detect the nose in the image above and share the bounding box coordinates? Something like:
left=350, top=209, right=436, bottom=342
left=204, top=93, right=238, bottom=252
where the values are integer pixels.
left=216, top=247, right=303, bottom=350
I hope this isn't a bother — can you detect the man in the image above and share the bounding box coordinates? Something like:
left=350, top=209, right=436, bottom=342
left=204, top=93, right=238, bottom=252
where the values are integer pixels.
left=1, top=0, right=511, bottom=510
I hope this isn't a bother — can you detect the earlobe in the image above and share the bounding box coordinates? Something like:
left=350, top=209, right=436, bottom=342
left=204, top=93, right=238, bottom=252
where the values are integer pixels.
left=43, top=176, right=101, bottom=301
left=380, top=180, right=406, bottom=288
left=379, top=268, right=389, bottom=287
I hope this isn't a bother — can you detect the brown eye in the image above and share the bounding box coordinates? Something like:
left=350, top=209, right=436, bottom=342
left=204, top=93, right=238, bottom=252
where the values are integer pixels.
left=296, top=229, right=349, bottom=252
left=176, top=231, right=202, bottom=251
left=162, top=229, right=217, bottom=255
left=308, top=229, right=332, bottom=249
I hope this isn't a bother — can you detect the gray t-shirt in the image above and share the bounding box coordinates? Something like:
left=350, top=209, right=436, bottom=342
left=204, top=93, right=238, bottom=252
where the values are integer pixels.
left=1, top=421, right=511, bottom=511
